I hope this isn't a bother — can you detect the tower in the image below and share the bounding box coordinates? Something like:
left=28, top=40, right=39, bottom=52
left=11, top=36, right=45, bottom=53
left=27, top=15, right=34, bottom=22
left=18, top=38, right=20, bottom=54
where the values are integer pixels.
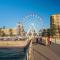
left=16, top=22, right=24, bottom=36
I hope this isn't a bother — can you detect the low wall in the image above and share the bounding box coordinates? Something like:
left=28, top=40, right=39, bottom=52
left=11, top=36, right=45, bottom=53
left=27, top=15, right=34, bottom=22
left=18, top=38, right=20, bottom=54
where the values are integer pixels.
left=52, top=38, right=60, bottom=44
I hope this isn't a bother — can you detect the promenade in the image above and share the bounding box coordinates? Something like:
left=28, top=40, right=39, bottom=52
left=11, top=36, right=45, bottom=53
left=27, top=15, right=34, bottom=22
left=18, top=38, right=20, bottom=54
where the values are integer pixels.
left=0, top=37, right=60, bottom=60
left=31, top=41, right=60, bottom=60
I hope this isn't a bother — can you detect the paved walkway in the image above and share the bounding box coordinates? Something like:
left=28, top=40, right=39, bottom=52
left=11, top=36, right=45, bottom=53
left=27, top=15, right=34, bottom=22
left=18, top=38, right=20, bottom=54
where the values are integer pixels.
left=31, top=43, right=60, bottom=60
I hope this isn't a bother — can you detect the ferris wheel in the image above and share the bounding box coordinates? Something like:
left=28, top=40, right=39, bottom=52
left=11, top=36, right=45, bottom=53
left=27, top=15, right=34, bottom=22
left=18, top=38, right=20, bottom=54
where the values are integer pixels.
left=20, top=13, right=44, bottom=33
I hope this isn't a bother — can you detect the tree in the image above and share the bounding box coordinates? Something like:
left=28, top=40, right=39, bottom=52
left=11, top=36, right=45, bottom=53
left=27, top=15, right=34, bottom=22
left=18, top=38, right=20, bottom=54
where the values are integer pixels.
left=33, top=30, right=37, bottom=36
left=1, top=31, right=5, bottom=37
left=58, top=25, right=60, bottom=38
left=0, top=28, right=2, bottom=36
left=42, top=29, right=47, bottom=37
left=50, top=24, right=57, bottom=37
left=9, top=28, right=13, bottom=36
left=47, top=28, right=51, bottom=36
left=39, top=30, right=42, bottom=36
left=50, top=24, right=57, bottom=44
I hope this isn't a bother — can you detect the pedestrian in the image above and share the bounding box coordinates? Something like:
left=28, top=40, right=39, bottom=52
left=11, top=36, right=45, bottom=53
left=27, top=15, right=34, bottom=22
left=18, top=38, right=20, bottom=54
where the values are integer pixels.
left=49, top=36, right=52, bottom=45
left=48, top=36, right=51, bottom=46
left=39, top=36, right=42, bottom=44
left=36, top=36, right=38, bottom=43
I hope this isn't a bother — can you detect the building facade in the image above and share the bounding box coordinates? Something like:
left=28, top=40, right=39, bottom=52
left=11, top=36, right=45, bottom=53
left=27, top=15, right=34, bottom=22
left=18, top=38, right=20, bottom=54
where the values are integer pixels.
left=0, top=23, right=25, bottom=37
left=50, top=14, right=60, bottom=38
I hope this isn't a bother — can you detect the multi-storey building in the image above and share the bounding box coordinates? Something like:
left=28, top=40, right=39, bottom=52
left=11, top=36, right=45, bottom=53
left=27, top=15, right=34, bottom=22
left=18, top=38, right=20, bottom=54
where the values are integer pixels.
left=50, top=14, right=60, bottom=38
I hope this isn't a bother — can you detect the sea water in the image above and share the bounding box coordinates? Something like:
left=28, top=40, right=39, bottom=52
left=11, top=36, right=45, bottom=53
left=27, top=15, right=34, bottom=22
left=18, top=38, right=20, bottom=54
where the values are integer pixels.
left=0, top=48, right=27, bottom=60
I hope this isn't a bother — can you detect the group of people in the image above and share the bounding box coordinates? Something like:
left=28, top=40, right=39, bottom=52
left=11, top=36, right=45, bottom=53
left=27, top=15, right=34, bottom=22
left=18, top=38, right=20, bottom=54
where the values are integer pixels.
left=36, top=36, right=42, bottom=44
left=36, top=35, right=52, bottom=46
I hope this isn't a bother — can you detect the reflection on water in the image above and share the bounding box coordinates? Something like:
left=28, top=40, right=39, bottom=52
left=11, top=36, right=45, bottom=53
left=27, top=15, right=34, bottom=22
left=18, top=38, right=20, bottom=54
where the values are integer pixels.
left=0, top=48, right=28, bottom=60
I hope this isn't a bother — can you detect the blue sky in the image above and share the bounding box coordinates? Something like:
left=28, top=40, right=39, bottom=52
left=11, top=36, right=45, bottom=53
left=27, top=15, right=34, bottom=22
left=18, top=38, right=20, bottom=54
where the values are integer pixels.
left=0, top=0, right=60, bottom=31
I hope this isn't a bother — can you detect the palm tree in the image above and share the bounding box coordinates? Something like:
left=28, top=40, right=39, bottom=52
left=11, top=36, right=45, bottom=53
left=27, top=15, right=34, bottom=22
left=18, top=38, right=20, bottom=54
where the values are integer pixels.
left=50, top=24, right=57, bottom=44
left=0, top=28, right=2, bottom=36
left=42, top=29, right=47, bottom=37
left=39, top=30, right=42, bottom=36
left=58, top=25, right=60, bottom=38
left=50, top=24, right=57, bottom=37
left=47, top=28, right=51, bottom=36
left=1, top=31, right=5, bottom=37
left=9, top=28, right=13, bottom=36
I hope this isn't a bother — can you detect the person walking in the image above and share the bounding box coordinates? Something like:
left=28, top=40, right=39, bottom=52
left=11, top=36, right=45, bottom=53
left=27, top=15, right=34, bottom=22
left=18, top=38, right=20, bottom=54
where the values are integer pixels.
left=36, top=35, right=38, bottom=43
left=39, top=36, right=42, bottom=44
left=50, top=36, right=52, bottom=45
left=48, top=36, right=52, bottom=46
